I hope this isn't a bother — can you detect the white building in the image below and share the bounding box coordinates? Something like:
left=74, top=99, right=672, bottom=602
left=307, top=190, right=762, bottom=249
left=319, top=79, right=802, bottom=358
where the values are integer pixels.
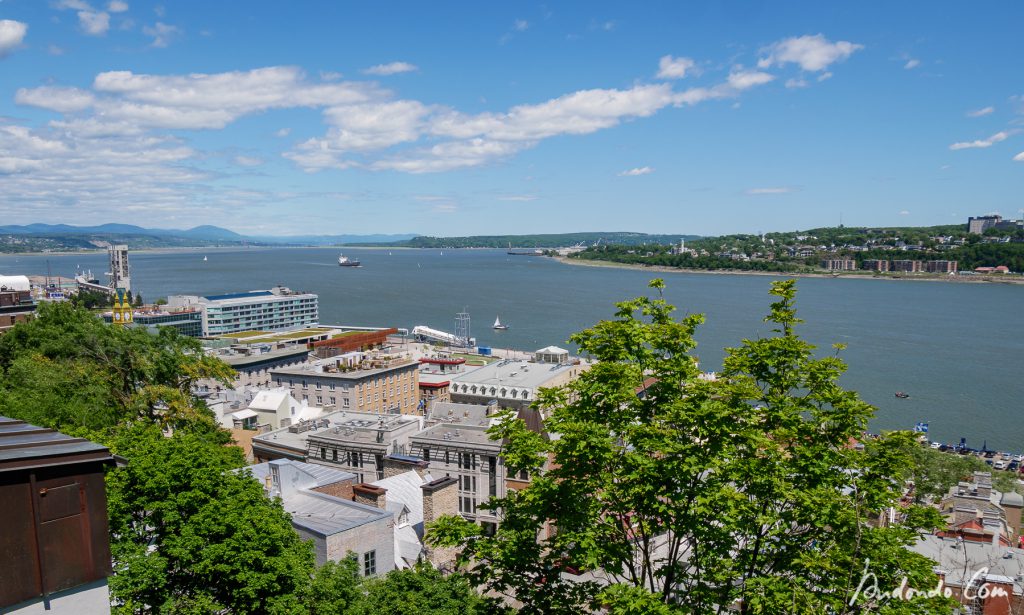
left=167, top=285, right=318, bottom=336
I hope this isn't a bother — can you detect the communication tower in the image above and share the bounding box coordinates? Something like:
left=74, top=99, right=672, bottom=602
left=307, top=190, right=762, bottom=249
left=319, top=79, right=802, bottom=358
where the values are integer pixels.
left=107, top=245, right=131, bottom=292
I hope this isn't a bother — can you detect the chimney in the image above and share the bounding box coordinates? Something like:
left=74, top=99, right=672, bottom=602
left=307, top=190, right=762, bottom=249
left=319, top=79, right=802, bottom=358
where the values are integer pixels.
left=353, top=483, right=388, bottom=510
left=420, top=476, right=459, bottom=571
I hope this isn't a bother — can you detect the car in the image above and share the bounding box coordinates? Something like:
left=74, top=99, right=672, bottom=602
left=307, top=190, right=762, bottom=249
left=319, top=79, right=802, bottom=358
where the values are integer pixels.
left=985, top=450, right=998, bottom=459
left=930, top=442, right=942, bottom=449
left=994, top=460, right=1008, bottom=470
left=1009, top=461, right=1020, bottom=472
left=939, top=444, right=950, bottom=452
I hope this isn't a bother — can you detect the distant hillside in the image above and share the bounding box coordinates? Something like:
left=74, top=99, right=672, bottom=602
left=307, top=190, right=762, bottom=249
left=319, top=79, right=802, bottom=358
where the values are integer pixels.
left=348, top=232, right=703, bottom=249
left=254, top=233, right=418, bottom=246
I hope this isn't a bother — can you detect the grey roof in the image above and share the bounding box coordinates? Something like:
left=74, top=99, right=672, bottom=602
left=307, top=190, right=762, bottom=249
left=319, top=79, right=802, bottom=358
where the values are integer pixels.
left=425, top=401, right=491, bottom=427
left=449, top=358, right=578, bottom=390
left=410, top=423, right=501, bottom=452
left=1001, top=491, right=1024, bottom=507
left=247, top=458, right=355, bottom=489
left=272, top=359, right=417, bottom=381
left=0, top=417, right=113, bottom=471
left=911, top=535, right=1024, bottom=593
left=280, top=490, right=391, bottom=537
left=371, top=470, right=432, bottom=569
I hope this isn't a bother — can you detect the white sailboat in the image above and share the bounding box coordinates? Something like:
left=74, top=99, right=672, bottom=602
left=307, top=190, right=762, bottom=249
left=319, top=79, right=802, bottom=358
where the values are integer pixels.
left=203, top=255, right=208, bottom=262
left=493, top=316, right=508, bottom=330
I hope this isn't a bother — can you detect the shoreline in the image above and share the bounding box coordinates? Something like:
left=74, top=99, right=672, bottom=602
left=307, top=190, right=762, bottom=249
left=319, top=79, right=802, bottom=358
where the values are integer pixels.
left=0, top=245, right=421, bottom=258
left=554, top=256, right=1024, bottom=285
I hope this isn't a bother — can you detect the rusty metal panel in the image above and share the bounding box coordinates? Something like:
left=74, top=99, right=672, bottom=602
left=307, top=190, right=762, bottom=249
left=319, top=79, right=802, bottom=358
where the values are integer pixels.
left=0, top=473, right=42, bottom=608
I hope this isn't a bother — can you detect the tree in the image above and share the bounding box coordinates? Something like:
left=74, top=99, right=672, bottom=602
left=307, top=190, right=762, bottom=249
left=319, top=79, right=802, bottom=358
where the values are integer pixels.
left=106, top=424, right=314, bottom=614
left=0, top=301, right=234, bottom=433
left=430, top=279, right=952, bottom=614
left=356, top=564, right=487, bottom=615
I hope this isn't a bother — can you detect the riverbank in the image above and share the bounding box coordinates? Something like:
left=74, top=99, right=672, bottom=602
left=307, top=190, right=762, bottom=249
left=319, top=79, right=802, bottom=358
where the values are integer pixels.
left=554, top=256, right=1024, bottom=285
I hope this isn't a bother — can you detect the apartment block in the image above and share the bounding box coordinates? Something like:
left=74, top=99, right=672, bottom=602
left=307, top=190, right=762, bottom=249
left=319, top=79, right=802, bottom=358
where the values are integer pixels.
left=271, top=353, right=420, bottom=415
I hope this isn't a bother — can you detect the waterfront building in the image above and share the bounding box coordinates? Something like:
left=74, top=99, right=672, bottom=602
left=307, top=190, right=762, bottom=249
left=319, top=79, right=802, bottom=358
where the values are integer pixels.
left=417, top=356, right=468, bottom=406
left=0, top=275, right=35, bottom=334
left=820, top=258, right=856, bottom=271
left=861, top=259, right=889, bottom=272
left=448, top=347, right=589, bottom=411
left=936, top=472, right=1023, bottom=546
left=167, top=285, right=318, bottom=336
left=912, top=535, right=1024, bottom=614
left=969, top=215, right=1002, bottom=234
left=205, top=343, right=312, bottom=391
left=102, top=306, right=203, bottom=337
left=271, top=353, right=420, bottom=415
left=890, top=260, right=923, bottom=273
left=924, top=260, right=958, bottom=274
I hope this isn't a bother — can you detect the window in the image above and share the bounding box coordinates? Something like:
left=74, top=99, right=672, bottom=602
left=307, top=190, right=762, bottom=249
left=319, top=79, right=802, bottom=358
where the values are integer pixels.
left=460, top=474, right=476, bottom=493
left=518, top=469, right=529, bottom=481
left=316, top=381, right=321, bottom=389
left=423, top=448, right=430, bottom=462
left=343, top=398, right=350, bottom=407
left=329, top=383, right=336, bottom=390
left=459, top=496, right=476, bottom=514
left=332, top=449, right=338, bottom=462
left=320, top=447, right=326, bottom=459
left=316, top=396, right=323, bottom=404
left=363, top=550, right=376, bottom=576
left=329, top=396, right=336, bottom=405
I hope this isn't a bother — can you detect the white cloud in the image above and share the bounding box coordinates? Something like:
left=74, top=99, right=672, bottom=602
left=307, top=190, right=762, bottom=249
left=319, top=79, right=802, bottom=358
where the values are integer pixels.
left=727, top=70, right=774, bottom=90
left=15, top=86, right=95, bottom=113
left=78, top=9, right=110, bottom=35
left=143, top=22, right=180, bottom=47
left=904, top=59, right=920, bottom=70
left=657, top=55, right=696, bottom=80
left=0, top=20, right=28, bottom=58
left=949, top=131, right=1010, bottom=150
left=817, top=71, right=833, bottom=82
left=1013, top=152, right=1024, bottom=162
left=619, top=166, right=653, bottom=176
left=785, top=78, right=808, bottom=89
left=107, top=0, right=129, bottom=12
left=746, top=187, right=795, bottom=195
left=967, top=106, right=994, bottom=118
left=514, top=19, right=529, bottom=32
left=899, top=210, right=910, bottom=215
left=48, top=44, right=65, bottom=56
left=758, top=34, right=862, bottom=72
left=362, top=61, right=418, bottom=76
left=275, top=127, right=291, bottom=137
left=234, top=155, right=264, bottom=167
left=497, top=194, right=537, bottom=201
left=320, top=100, right=431, bottom=151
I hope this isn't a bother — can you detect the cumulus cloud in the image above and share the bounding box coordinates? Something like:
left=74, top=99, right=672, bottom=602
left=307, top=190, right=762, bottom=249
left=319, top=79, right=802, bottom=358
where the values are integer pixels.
left=362, top=61, right=418, bottom=76
left=15, top=86, right=95, bottom=113
left=949, top=131, right=1010, bottom=150
left=497, top=194, right=537, bottom=201
left=746, top=187, right=795, bottom=195
left=904, top=59, right=920, bottom=70
left=758, top=34, right=862, bottom=72
left=785, top=78, right=808, bottom=89
left=513, top=19, right=529, bottom=31
left=1013, top=152, right=1024, bottom=162
left=107, top=0, right=129, bottom=12
left=54, top=0, right=112, bottom=36
left=899, top=210, right=910, bottom=215
left=619, top=166, right=653, bottom=176
left=967, top=106, right=994, bottom=118
left=275, top=127, right=291, bottom=137
left=0, top=20, right=28, bottom=58
left=143, top=22, right=180, bottom=47
left=657, top=55, right=696, bottom=79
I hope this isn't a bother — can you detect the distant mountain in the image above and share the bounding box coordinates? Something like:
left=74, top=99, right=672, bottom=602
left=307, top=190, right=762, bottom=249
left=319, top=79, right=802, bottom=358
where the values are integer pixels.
left=0, top=223, right=243, bottom=240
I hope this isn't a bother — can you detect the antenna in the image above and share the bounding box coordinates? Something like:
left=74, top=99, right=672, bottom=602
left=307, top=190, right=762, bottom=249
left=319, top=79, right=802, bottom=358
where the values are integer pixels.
left=454, top=307, right=471, bottom=348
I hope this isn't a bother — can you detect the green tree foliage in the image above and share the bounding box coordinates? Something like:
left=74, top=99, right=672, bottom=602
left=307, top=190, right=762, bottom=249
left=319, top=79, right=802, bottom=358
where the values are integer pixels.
left=70, top=288, right=114, bottom=309
left=909, top=447, right=1022, bottom=502
left=0, top=301, right=234, bottom=432
left=357, top=564, right=486, bottom=614
left=430, top=279, right=952, bottom=614
left=106, top=424, right=314, bottom=614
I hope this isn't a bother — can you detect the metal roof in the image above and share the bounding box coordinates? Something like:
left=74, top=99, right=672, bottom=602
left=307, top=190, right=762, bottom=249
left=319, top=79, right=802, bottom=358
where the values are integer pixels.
left=0, top=417, right=113, bottom=472
left=204, top=290, right=274, bottom=301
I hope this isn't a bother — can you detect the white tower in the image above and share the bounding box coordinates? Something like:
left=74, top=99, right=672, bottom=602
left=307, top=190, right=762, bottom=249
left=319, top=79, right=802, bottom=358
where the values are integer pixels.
left=107, top=245, right=131, bottom=292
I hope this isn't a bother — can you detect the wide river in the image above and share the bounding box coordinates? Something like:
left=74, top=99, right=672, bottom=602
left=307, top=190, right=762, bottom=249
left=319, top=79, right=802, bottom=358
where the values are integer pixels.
left=2, top=247, right=1021, bottom=451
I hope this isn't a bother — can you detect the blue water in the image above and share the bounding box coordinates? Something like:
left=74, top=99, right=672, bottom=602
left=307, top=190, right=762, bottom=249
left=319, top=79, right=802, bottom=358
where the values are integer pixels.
left=3, top=247, right=1022, bottom=451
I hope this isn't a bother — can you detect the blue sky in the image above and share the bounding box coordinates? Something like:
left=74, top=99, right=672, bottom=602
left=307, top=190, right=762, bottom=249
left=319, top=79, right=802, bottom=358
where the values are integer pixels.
left=0, top=1, right=1021, bottom=236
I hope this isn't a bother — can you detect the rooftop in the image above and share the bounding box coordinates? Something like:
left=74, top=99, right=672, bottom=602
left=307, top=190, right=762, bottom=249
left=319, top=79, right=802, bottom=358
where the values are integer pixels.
left=273, top=355, right=417, bottom=380
left=425, top=401, right=492, bottom=427
left=912, top=534, right=1024, bottom=592
left=0, top=416, right=114, bottom=471
left=411, top=423, right=500, bottom=452
left=451, top=357, right=581, bottom=390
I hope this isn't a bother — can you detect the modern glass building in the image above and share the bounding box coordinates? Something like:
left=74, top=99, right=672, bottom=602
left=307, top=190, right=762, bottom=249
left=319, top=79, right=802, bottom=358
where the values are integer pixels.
left=168, top=286, right=319, bottom=337
left=102, top=308, right=203, bottom=337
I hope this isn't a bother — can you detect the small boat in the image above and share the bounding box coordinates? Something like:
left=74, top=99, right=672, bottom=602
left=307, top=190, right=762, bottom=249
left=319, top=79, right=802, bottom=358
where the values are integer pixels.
left=338, top=253, right=361, bottom=267
left=493, top=316, right=508, bottom=330
left=895, top=391, right=910, bottom=399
